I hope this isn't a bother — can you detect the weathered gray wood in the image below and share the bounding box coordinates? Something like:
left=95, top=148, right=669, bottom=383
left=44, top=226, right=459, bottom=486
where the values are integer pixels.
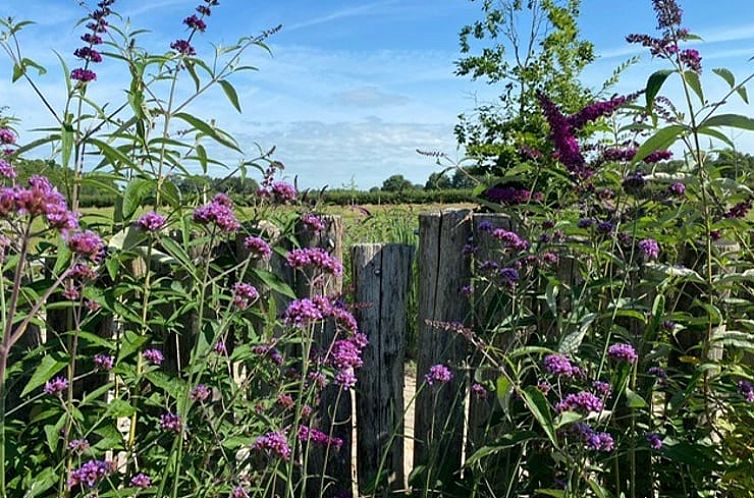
left=413, top=209, right=472, bottom=484
left=466, top=213, right=513, bottom=455
left=299, top=216, right=351, bottom=498
left=353, top=243, right=414, bottom=496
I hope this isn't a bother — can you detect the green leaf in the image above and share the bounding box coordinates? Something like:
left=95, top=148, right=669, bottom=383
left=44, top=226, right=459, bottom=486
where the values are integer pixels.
left=121, top=178, right=153, bottom=221
left=684, top=70, right=704, bottom=103
left=61, top=120, right=74, bottom=170
left=117, top=330, right=149, bottom=363
left=253, top=268, right=296, bottom=299
left=521, top=386, right=558, bottom=448
left=219, top=79, right=242, bottom=113
left=632, top=125, right=685, bottom=164
left=173, top=112, right=242, bottom=152
left=713, top=68, right=735, bottom=88
left=701, top=113, right=754, bottom=132
left=559, top=313, right=596, bottom=354
left=535, top=490, right=566, bottom=498
left=496, top=375, right=513, bottom=414
left=645, top=69, right=674, bottom=110
left=625, top=388, right=648, bottom=408
left=737, top=86, right=749, bottom=104
left=21, top=354, right=68, bottom=397
left=464, top=432, right=537, bottom=467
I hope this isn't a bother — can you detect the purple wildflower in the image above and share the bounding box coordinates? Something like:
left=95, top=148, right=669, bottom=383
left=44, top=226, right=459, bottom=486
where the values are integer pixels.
left=143, top=348, right=164, bottom=365
left=738, top=380, right=754, bottom=403
left=623, top=172, right=646, bottom=193
left=270, top=181, right=297, bottom=202
left=425, top=364, right=453, bottom=385
left=68, top=439, right=90, bottom=454
left=0, top=129, right=16, bottom=145
left=71, top=68, right=97, bottom=83
left=298, top=425, right=344, bottom=449
left=608, top=343, right=638, bottom=363
left=638, top=239, right=660, bottom=260
left=137, top=211, right=166, bottom=232
left=284, top=298, right=325, bottom=327
left=301, top=213, right=325, bottom=232
left=254, top=431, right=292, bottom=460
left=336, top=367, right=357, bottom=390
left=184, top=14, right=207, bottom=32
left=193, top=194, right=240, bottom=232
left=190, top=384, right=211, bottom=402
left=67, top=231, right=104, bottom=262
left=171, top=39, right=196, bottom=56
left=680, top=49, right=702, bottom=73
left=73, top=47, right=103, bottom=63
left=0, top=160, right=15, bottom=179
left=725, top=200, right=752, bottom=219
left=93, top=354, right=114, bottom=371
left=491, top=229, right=529, bottom=251
left=544, top=354, right=577, bottom=377
left=159, top=412, right=182, bottom=433
left=471, top=383, right=488, bottom=399
left=214, top=340, right=227, bottom=355
left=646, top=433, right=663, bottom=450
left=593, top=381, right=612, bottom=397
left=67, top=459, right=113, bottom=489
left=44, top=376, right=68, bottom=396
left=578, top=218, right=594, bottom=229
left=537, top=379, right=552, bottom=395
left=556, top=391, right=604, bottom=414
left=286, top=247, right=343, bottom=275
left=243, top=236, right=272, bottom=259
left=232, top=282, right=259, bottom=310
left=668, top=182, right=686, bottom=196
left=232, top=486, right=249, bottom=498
left=130, top=473, right=151, bottom=488
left=644, top=150, right=674, bottom=164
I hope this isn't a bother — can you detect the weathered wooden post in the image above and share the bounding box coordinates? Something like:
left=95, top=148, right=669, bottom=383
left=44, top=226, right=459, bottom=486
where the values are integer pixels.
left=352, top=243, right=415, bottom=496
left=413, top=209, right=472, bottom=487
left=299, top=216, right=351, bottom=498
left=466, top=213, right=513, bottom=454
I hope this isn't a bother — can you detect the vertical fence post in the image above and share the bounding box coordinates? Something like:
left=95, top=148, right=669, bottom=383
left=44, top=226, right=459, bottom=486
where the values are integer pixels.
left=300, top=216, right=351, bottom=498
left=466, top=213, right=512, bottom=455
left=413, top=209, right=472, bottom=487
left=353, top=243, right=414, bottom=497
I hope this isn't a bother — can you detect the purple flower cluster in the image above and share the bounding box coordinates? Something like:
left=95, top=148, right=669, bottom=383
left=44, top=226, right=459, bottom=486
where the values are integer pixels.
left=602, top=147, right=673, bottom=165
left=190, top=384, right=211, bottom=402
left=137, top=211, right=166, bottom=232
left=93, top=354, right=114, bottom=371
left=544, top=354, right=578, bottom=378
left=232, top=282, right=259, bottom=310
left=258, top=180, right=298, bottom=203
left=232, top=486, right=249, bottom=498
left=254, top=431, right=291, bottom=460
left=572, top=423, right=615, bottom=452
left=593, top=381, right=612, bottom=398
left=67, top=230, right=105, bottom=262
left=738, top=380, right=754, bottom=403
left=284, top=298, right=326, bottom=327
left=484, top=186, right=543, bottom=205
left=298, top=425, right=344, bottom=449
left=44, top=376, right=68, bottom=396
left=669, top=182, right=686, bottom=196
left=160, top=412, right=182, bottom=433
left=0, top=129, right=16, bottom=145
left=143, top=348, right=164, bottom=365
left=555, top=391, right=604, bottom=414
left=331, top=334, right=368, bottom=390
left=608, top=343, right=638, bottom=363
left=71, top=1, right=114, bottom=84
left=172, top=0, right=218, bottom=55
left=130, top=473, right=152, bottom=488
left=0, top=160, right=15, bottom=180
left=244, top=236, right=272, bottom=260
left=425, top=364, right=453, bottom=386
left=301, top=213, right=325, bottom=232
left=638, top=238, right=660, bottom=260
left=67, top=459, right=114, bottom=489
left=286, top=247, right=343, bottom=275
left=471, top=383, right=488, bottom=399
left=0, top=175, right=79, bottom=231
left=539, top=92, right=637, bottom=179
left=646, top=433, right=663, bottom=450
left=193, top=193, right=240, bottom=232
left=623, top=172, right=646, bottom=194
left=680, top=48, right=702, bottom=73
left=491, top=229, right=529, bottom=251
left=725, top=200, right=752, bottom=219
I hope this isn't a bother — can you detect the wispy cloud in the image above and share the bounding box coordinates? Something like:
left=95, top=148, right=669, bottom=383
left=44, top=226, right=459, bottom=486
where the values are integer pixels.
left=285, top=0, right=399, bottom=32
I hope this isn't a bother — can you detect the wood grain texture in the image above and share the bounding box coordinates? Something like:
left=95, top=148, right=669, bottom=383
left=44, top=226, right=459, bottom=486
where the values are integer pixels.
left=413, top=209, right=472, bottom=484
left=353, top=243, right=415, bottom=496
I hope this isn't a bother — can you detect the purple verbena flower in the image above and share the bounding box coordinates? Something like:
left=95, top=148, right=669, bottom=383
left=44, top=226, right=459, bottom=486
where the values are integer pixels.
left=284, top=298, right=326, bottom=327
left=243, top=236, right=272, bottom=259
left=67, top=231, right=104, bottom=262
left=184, top=14, right=207, bottom=32
left=471, top=383, right=488, bottom=399
left=638, top=238, right=660, bottom=260
left=424, top=364, right=453, bottom=385
left=44, top=376, right=68, bottom=396
left=298, top=425, right=344, bottom=449
left=254, top=431, right=291, bottom=460
left=93, top=354, right=114, bottom=371
left=668, top=182, right=686, bottom=196
left=68, top=439, right=90, bottom=454
left=544, top=354, right=577, bottom=377
left=67, top=459, right=113, bottom=489
left=556, top=391, right=604, bottom=414
left=232, top=282, right=259, bottom=310
left=190, top=384, right=211, bottom=402
left=137, top=211, right=166, bottom=232
left=171, top=39, right=196, bottom=56
left=130, top=473, right=151, bottom=488
left=143, top=348, right=164, bottom=365
left=71, top=68, right=97, bottom=83
left=0, top=129, right=16, bottom=145
left=159, top=412, right=182, bottom=433
left=608, top=343, right=638, bottom=363
left=286, top=247, right=343, bottom=275
left=646, top=433, right=663, bottom=450
left=301, top=213, right=325, bottom=232
left=738, top=380, right=754, bottom=403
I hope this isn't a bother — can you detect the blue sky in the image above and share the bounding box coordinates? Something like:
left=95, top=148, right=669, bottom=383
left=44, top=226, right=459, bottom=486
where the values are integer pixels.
left=1, top=0, right=754, bottom=189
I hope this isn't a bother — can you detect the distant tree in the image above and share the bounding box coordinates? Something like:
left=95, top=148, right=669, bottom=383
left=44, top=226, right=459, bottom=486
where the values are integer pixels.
left=425, top=172, right=453, bottom=190
left=382, top=174, right=415, bottom=193
left=451, top=168, right=477, bottom=189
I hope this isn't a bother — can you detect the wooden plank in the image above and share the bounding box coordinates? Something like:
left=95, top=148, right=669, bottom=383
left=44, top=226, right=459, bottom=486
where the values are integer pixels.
left=299, top=216, right=352, bottom=498
left=353, top=243, right=415, bottom=496
left=413, top=209, right=472, bottom=487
